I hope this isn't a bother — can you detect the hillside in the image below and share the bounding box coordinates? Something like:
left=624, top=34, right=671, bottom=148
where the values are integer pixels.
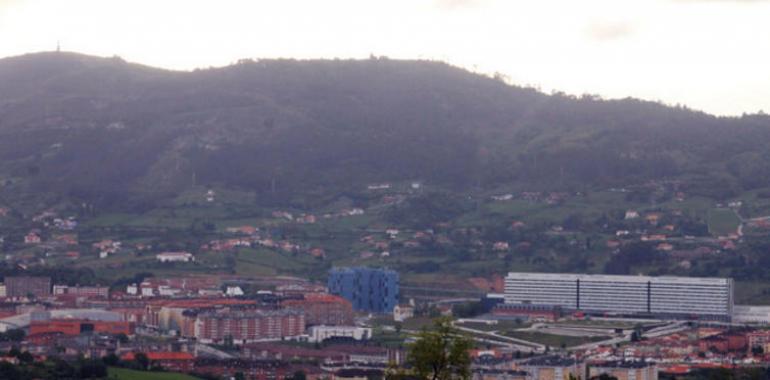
left=1, top=52, right=770, bottom=209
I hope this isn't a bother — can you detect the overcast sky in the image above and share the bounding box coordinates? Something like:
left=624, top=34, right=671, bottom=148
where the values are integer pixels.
left=1, top=0, right=769, bottom=115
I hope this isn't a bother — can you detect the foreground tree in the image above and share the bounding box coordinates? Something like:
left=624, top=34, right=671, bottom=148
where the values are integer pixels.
left=407, top=317, right=472, bottom=380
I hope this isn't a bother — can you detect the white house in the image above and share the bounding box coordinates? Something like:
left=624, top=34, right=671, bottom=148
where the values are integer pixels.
left=226, top=286, right=244, bottom=296
left=393, top=305, right=415, bottom=322
left=624, top=210, right=640, bottom=220
left=156, top=252, right=194, bottom=263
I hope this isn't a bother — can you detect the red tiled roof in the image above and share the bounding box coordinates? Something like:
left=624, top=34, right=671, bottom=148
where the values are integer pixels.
left=122, top=352, right=194, bottom=361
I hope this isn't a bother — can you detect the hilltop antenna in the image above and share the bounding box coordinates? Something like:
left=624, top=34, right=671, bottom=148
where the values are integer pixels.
left=56, top=41, right=60, bottom=53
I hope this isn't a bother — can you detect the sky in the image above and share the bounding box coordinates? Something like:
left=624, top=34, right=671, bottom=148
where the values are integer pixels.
left=1, top=0, right=770, bottom=116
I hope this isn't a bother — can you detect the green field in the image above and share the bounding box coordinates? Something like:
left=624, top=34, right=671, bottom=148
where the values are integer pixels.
left=707, top=208, right=741, bottom=236
left=108, top=367, right=202, bottom=380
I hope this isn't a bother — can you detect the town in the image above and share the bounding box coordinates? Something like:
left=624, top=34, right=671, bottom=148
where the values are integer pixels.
left=2, top=265, right=770, bottom=379
left=4, top=180, right=770, bottom=378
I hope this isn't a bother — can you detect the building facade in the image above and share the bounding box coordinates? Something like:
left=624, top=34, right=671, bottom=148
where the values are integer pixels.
left=504, top=272, right=733, bottom=320
left=281, top=293, right=353, bottom=326
left=193, top=309, right=305, bottom=344
left=588, top=361, right=658, bottom=380
left=4, top=276, right=52, bottom=298
left=328, top=267, right=399, bottom=313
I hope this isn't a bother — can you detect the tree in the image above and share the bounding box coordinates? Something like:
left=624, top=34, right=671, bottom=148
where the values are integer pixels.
left=134, top=352, right=149, bottom=370
left=408, top=317, right=472, bottom=380
left=18, top=351, right=34, bottom=363
left=292, top=370, right=307, bottom=380
left=752, top=345, right=765, bottom=356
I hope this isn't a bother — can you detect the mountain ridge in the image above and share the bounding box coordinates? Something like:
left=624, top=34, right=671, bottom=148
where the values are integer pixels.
left=1, top=51, right=770, bottom=209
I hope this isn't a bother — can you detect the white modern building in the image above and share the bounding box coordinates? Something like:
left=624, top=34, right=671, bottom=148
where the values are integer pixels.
left=733, top=305, right=770, bottom=324
left=504, top=272, right=733, bottom=320
left=156, top=251, right=194, bottom=263
left=307, top=325, right=372, bottom=343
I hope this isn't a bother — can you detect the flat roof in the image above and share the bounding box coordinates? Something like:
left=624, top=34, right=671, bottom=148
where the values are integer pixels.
left=506, top=272, right=731, bottom=286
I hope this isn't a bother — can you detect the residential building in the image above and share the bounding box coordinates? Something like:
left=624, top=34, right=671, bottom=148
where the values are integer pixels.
left=4, top=276, right=52, bottom=298
left=518, top=356, right=584, bottom=380
left=504, top=272, right=733, bottom=320
left=53, top=285, right=109, bottom=298
left=29, top=319, right=134, bottom=336
left=156, top=252, right=194, bottom=263
left=588, top=361, right=658, bottom=380
left=281, top=293, right=353, bottom=326
left=328, top=267, right=399, bottom=313
left=192, top=308, right=305, bottom=344
left=307, top=326, right=372, bottom=342
left=393, top=304, right=414, bottom=322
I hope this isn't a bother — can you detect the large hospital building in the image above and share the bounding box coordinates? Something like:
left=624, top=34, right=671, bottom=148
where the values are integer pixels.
left=504, top=272, right=734, bottom=321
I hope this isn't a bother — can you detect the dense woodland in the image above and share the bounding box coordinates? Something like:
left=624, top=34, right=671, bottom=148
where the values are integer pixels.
left=1, top=52, right=770, bottom=209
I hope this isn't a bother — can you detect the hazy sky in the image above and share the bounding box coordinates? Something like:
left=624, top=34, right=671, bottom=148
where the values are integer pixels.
left=2, top=0, right=770, bottom=116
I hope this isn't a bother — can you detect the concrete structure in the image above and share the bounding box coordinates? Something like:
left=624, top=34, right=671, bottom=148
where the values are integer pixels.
left=518, top=356, right=584, bottom=380
left=53, top=285, right=109, bottom=298
left=0, top=309, right=123, bottom=332
left=733, top=305, right=770, bottom=324
left=156, top=251, right=194, bottom=263
left=307, top=325, right=372, bottom=342
left=328, top=267, right=399, bottom=313
left=29, top=319, right=134, bottom=336
left=4, top=276, right=51, bottom=298
left=393, top=305, right=414, bottom=322
left=281, top=293, right=353, bottom=326
left=193, top=309, right=305, bottom=344
left=589, top=361, right=658, bottom=380
left=505, top=272, right=733, bottom=320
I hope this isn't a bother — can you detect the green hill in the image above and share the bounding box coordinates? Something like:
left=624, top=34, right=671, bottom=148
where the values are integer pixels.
left=1, top=52, right=770, bottom=209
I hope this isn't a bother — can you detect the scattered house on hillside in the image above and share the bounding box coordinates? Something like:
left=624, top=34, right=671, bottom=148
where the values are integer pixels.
left=656, top=243, right=674, bottom=252
left=359, top=251, right=375, bottom=259
left=156, top=251, right=194, bottom=263
left=367, top=183, right=391, bottom=190
left=380, top=251, right=390, bottom=258
left=606, top=240, right=621, bottom=249
left=53, top=218, right=78, bottom=230
left=645, top=213, right=662, bottom=225
left=641, top=234, right=667, bottom=242
left=511, top=221, right=526, bottom=229
left=93, top=240, right=121, bottom=258
left=206, top=189, right=215, bottom=202
left=625, top=210, right=640, bottom=220
left=493, top=242, right=510, bottom=251
left=722, top=240, right=737, bottom=250
left=298, top=214, right=317, bottom=224
left=226, top=286, right=244, bottom=296
left=58, top=234, right=78, bottom=245
left=492, top=194, right=513, bottom=201
left=309, top=248, right=326, bottom=258
left=411, top=182, right=422, bottom=190
left=0, top=207, right=9, bottom=217
left=225, top=226, right=258, bottom=235
left=728, top=201, right=743, bottom=208
left=385, top=229, right=400, bottom=238
left=347, top=208, right=365, bottom=216
left=663, top=224, right=676, bottom=232
left=65, top=251, right=80, bottom=260
left=272, top=211, right=294, bottom=221
left=616, top=230, right=630, bottom=236
left=24, top=232, right=41, bottom=244
left=393, top=305, right=414, bottom=322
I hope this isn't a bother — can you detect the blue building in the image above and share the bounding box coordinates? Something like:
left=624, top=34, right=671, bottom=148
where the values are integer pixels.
left=328, top=267, right=399, bottom=313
